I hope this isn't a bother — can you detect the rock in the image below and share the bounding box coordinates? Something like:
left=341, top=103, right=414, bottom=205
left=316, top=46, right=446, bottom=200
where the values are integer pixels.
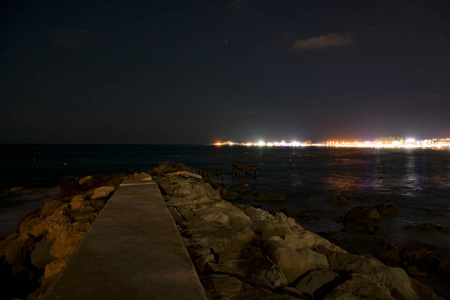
left=70, top=194, right=86, bottom=210
left=167, top=170, right=202, bottom=179
left=438, top=258, right=450, bottom=275
left=219, top=187, right=240, bottom=200
left=152, top=163, right=190, bottom=176
left=16, top=208, right=42, bottom=235
left=244, top=207, right=293, bottom=238
left=54, top=178, right=81, bottom=199
left=330, top=195, right=347, bottom=204
left=400, top=244, right=429, bottom=262
left=327, top=273, right=395, bottom=300
left=295, top=269, right=339, bottom=297
left=30, top=236, right=56, bottom=269
left=375, top=203, right=398, bottom=214
left=43, top=259, right=67, bottom=280
left=343, top=206, right=380, bottom=233
left=41, top=200, right=64, bottom=217
left=6, top=234, right=35, bottom=265
left=405, top=223, right=450, bottom=234
left=90, top=186, right=116, bottom=200
left=264, top=236, right=329, bottom=283
left=280, top=208, right=296, bottom=218
left=409, top=277, right=445, bottom=300
left=201, top=274, right=297, bottom=300
left=376, top=244, right=400, bottom=267
left=254, top=193, right=285, bottom=202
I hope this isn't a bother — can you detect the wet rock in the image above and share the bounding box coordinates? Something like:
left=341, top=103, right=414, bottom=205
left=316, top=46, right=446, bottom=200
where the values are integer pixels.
left=329, top=195, right=347, bottom=204
left=343, top=206, right=380, bottom=233
left=375, top=203, right=398, bottom=214
left=90, top=186, right=116, bottom=200
left=54, top=178, right=81, bottom=199
left=400, top=244, right=429, bottom=263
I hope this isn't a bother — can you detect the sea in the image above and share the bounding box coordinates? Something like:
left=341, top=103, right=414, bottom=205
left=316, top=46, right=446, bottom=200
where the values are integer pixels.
left=1, top=144, right=449, bottom=252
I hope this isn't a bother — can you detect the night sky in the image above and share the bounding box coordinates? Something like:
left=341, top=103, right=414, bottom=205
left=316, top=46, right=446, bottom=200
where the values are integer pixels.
left=1, top=0, right=449, bottom=144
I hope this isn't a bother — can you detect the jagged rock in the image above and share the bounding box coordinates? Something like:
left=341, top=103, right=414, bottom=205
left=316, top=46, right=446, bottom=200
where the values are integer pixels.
left=189, top=224, right=255, bottom=263
left=243, top=207, right=294, bottom=238
left=330, top=195, right=347, bottom=204
left=90, top=186, right=115, bottom=200
left=5, top=234, right=35, bottom=265
left=54, top=178, right=81, bottom=199
left=284, top=231, right=347, bottom=253
left=264, top=236, right=329, bottom=283
left=343, top=206, right=380, bottom=232
left=295, top=269, right=339, bottom=296
left=375, top=203, right=398, bottom=214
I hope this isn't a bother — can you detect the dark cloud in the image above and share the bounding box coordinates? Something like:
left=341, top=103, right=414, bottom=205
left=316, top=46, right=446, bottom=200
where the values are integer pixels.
left=49, top=29, right=93, bottom=49
left=288, top=33, right=353, bottom=51
left=271, top=31, right=297, bottom=52
left=230, top=0, right=248, bottom=11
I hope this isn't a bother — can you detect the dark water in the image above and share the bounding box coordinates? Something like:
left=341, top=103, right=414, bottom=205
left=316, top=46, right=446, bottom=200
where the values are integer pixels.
left=1, top=144, right=449, bottom=250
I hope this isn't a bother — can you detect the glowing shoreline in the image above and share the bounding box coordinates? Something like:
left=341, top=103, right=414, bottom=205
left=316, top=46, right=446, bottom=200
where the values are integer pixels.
left=212, top=138, right=450, bottom=149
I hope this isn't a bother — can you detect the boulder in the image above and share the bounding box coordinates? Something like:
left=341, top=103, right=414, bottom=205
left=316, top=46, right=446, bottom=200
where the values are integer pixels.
left=243, top=207, right=294, bottom=238
left=70, top=194, right=86, bottom=210
left=54, top=178, right=81, bottom=199
left=167, top=170, right=202, bottom=179
left=264, top=236, right=329, bottom=283
left=343, top=206, right=380, bottom=232
left=16, top=209, right=43, bottom=236
left=90, top=186, right=116, bottom=200
left=376, top=244, right=400, bottom=267
left=330, top=195, right=347, bottom=204
left=30, top=236, right=56, bottom=269
left=41, top=200, right=64, bottom=217
left=5, top=234, right=35, bottom=265
left=400, top=244, right=429, bottom=262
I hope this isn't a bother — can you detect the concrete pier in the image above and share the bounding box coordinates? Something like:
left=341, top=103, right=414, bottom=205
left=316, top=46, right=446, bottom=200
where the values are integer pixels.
left=44, top=178, right=207, bottom=300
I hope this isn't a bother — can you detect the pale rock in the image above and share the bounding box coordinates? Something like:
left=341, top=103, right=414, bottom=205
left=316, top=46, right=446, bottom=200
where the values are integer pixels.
left=78, top=175, right=94, bottom=186
left=284, top=231, right=347, bottom=253
left=264, top=236, right=329, bottom=283
left=244, top=207, right=292, bottom=238
left=90, top=186, right=115, bottom=200
left=200, top=212, right=231, bottom=227
left=167, top=170, right=202, bottom=179
left=44, top=259, right=67, bottom=279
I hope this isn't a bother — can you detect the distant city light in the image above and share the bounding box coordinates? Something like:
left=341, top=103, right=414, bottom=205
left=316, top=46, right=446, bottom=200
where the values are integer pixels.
left=212, top=138, right=450, bottom=149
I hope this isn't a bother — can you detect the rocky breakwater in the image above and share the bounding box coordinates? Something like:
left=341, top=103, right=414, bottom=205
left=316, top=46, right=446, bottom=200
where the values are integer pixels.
left=155, top=172, right=443, bottom=300
left=0, top=173, right=147, bottom=300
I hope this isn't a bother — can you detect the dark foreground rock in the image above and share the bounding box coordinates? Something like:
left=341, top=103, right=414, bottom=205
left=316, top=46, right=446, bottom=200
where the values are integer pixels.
left=155, top=173, right=444, bottom=300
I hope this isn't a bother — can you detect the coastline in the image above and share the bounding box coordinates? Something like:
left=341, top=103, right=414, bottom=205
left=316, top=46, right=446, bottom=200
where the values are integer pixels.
left=0, top=164, right=448, bottom=299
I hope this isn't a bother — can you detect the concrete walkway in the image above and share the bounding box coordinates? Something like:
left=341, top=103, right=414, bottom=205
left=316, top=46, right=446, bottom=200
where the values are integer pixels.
left=44, top=178, right=207, bottom=300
